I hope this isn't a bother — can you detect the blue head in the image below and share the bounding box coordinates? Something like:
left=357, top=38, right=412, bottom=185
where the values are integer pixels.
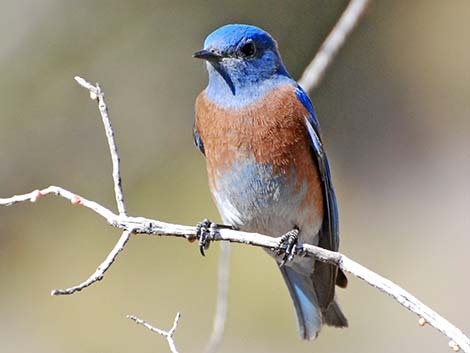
left=194, top=24, right=293, bottom=108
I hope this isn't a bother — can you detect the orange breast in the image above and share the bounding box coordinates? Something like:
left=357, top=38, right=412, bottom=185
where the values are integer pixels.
left=195, top=84, right=324, bottom=224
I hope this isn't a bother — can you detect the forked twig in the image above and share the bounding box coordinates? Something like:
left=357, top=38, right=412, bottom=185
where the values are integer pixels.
left=128, top=313, right=181, bottom=353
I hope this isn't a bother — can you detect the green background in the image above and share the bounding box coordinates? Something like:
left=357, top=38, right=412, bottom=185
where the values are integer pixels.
left=0, top=1, right=469, bottom=352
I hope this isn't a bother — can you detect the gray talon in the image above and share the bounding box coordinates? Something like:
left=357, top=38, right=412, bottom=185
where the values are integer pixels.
left=196, top=220, right=235, bottom=256
left=196, top=219, right=221, bottom=256
left=279, top=227, right=300, bottom=267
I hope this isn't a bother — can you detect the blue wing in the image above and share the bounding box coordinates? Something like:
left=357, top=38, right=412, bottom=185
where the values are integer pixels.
left=193, top=123, right=205, bottom=155
left=295, top=86, right=339, bottom=252
left=295, top=86, right=347, bottom=308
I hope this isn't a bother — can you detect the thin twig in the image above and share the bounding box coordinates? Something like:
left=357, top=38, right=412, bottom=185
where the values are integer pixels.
left=51, top=229, right=133, bottom=295
left=74, top=76, right=126, bottom=216
left=128, top=313, right=181, bottom=353
left=1, top=188, right=469, bottom=352
left=43, top=77, right=130, bottom=295
left=298, top=0, right=370, bottom=93
left=0, top=185, right=195, bottom=238
left=0, top=186, right=116, bottom=219
left=204, top=242, right=231, bottom=353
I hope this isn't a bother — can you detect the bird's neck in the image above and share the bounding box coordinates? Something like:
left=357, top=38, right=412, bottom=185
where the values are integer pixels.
left=205, top=65, right=293, bottom=109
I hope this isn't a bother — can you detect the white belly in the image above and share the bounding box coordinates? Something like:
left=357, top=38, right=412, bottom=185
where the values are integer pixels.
left=211, top=157, right=322, bottom=246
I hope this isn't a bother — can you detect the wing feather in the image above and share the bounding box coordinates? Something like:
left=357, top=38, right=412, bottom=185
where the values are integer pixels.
left=295, top=86, right=346, bottom=308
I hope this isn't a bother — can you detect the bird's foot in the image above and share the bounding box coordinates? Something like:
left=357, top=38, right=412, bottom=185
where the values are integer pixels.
left=278, top=227, right=301, bottom=267
left=195, top=219, right=234, bottom=256
left=196, top=219, right=216, bottom=256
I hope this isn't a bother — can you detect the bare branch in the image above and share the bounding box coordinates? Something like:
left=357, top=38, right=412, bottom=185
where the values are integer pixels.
left=204, top=242, right=231, bottom=353
left=338, top=256, right=469, bottom=353
left=298, top=0, right=370, bottom=93
left=51, top=229, right=133, bottom=295
left=0, top=185, right=195, bottom=238
left=1, top=187, right=469, bottom=352
left=74, top=76, right=127, bottom=216
left=3, top=178, right=469, bottom=351
left=127, top=313, right=181, bottom=353
left=0, top=186, right=116, bottom=219
left=17, top=78, right=131, bottom=296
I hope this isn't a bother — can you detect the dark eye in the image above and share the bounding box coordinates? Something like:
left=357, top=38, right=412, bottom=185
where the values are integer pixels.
left=239, top=41, right=256, bottom=58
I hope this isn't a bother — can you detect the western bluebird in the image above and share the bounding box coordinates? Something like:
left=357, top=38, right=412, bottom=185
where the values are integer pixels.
left=193, top=24, right=347, bottom=340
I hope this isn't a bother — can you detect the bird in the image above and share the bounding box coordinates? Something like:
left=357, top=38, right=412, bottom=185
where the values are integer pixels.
left=192, top=24, right=347, bottom=340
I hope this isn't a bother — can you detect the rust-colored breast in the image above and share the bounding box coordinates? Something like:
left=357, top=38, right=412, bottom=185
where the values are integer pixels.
left=195, top=84, right=324, bottom=221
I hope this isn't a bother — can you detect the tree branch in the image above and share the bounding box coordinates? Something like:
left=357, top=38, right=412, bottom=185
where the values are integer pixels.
left=298, top=0, right=370, bottom=93
left=51, top=229, right=133, bottom=295
left=127, top=313, right=181, bottom=353
left=1, top=183, right=469, bottom=352
left=74, top=76, right=127, bottom=216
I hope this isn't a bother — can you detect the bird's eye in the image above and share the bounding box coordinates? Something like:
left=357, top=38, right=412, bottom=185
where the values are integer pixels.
left=239, top=41, right=256, bottom=58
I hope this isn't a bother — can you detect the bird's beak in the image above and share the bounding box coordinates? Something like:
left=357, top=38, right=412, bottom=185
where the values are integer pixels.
left=193, top=49, right=223, bottom=61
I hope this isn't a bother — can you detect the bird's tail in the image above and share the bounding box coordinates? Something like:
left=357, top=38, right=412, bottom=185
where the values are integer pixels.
left=322, top=298, right=348, bottom=327
left=280, top=266, right=322, bottom=340
left=280, top=266, right=347, bottom=340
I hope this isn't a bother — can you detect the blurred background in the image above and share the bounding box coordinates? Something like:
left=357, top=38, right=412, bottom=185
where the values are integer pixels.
left=0, top=1, right=469, bottom=352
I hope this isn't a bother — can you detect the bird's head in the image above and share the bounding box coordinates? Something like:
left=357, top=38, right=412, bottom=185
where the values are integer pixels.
left=194, top=24, right=290, bottom=100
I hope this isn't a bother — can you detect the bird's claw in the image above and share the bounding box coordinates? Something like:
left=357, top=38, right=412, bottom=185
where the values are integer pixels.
left=196, top=220, right=238, bottom=256
left=278, top=227, right=301, bottom=267
left=196, top=219, right=218, bottom=256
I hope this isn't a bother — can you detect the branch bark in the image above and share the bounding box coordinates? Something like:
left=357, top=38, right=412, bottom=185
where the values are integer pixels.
left=74, top=76, right=127, bottom=216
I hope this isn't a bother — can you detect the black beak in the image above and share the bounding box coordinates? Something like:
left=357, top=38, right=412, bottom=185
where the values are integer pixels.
left=193, top=49, right=223, bottom=61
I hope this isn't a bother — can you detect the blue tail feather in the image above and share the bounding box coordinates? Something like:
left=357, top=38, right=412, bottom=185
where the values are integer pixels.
left=280, top=266, right=322, bottom=340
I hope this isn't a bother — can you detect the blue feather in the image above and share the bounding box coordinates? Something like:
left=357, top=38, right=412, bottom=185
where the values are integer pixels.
left=295, top=86, right=339, bottom=252
left=193, top=124, right=205, bottom=155
left=280, top=266, right=322, bottom=340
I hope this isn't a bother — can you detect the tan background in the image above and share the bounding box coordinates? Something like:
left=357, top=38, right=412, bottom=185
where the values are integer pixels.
left=0, top=1, right=469, bottom=352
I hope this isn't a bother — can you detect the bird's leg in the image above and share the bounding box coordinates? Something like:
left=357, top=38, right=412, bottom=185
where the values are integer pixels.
left=196, top=219, right=214, bottom=256
left=195, top=219, right=235, bottom=256
left=278, top=226, right=300, bottom=267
